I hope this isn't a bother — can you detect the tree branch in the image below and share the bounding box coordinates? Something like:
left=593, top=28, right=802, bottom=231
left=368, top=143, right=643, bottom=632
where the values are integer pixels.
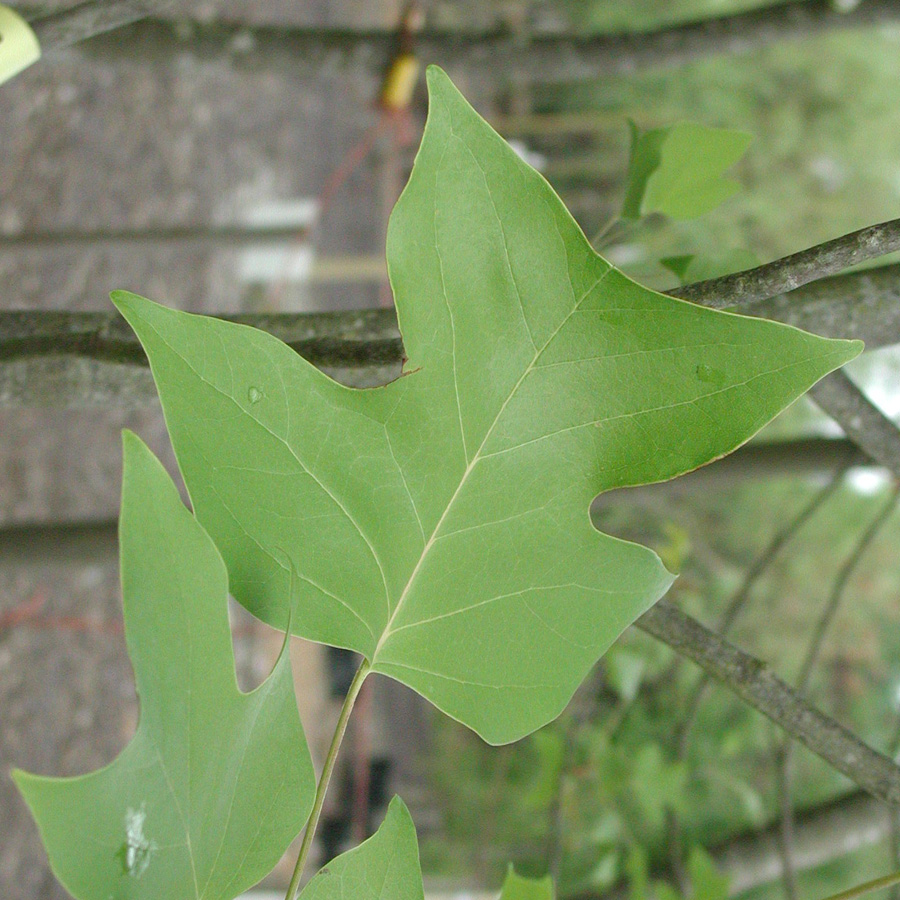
left=676, top=463, right=851, bottom=754
left=0, top=221, right=310, bottom=250
left=636, top=599, right=900, bottom=807
left=4, top=253, right=900, bottom=407
left=0, top=307, right=400, bottom=369
left=671, top=218, right=900, bottom=308
left=715, top=790, right=891, bottom=897
left=58, top=1, right=900, bottom=81
left=668, top=225, right=900, bottom=486
left=809, top=372, right=900, bottom=481
left=26, top=0, right=175, bottom=54
left=736, top=262, right=900, bottom=347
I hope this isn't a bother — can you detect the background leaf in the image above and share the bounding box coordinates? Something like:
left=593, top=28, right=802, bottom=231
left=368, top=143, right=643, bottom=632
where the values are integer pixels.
left=622, top=122, right=752, bottom=220
left=114, top=66, right=860, bottom=745
left=660, top=250, right=760, bottom=285
left=686, top=846, right=730, bottom=900
left=13, top=432, right=315, bottom=900
left=299, top=797, right=424, bottom=900
left=499, top=866, right=555, bottom=900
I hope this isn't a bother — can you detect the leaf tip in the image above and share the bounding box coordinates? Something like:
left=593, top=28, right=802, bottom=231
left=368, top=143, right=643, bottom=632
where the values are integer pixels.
left=110, top=289, right=142, bottom=314
left=120, top=429, right=159, bottom=487
left=424, top=63, right=449, bottom=87
left=424, top=64, right=466, bottom=112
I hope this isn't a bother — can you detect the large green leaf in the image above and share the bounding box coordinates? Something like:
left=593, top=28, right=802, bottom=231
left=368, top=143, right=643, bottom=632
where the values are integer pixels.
left=12, top=432, right=315, bottom=900
left=113, top=66, right=860, bottom=744
left=299, top=797, right=424, bottom=900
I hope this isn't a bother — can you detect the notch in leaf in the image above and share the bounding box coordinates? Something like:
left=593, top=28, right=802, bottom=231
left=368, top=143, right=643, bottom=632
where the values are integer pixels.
left=12, top=432, right=315, bottom=900
left=113, top=66, right=860, bottom=745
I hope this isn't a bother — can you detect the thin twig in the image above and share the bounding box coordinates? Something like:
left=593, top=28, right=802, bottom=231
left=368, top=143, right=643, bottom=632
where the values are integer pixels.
left=818, top=869, right=900, bottom=900
left=671, top=218, right=900, bottom=308
left=775, top=737, right=799, bottom=900
left=890, top=717, right=900, bottom=900
left=778, top=487, right=900, bottom=897
left=635, top=599, right=900, bottom=807
left=676, top=460, right=852, bottom=755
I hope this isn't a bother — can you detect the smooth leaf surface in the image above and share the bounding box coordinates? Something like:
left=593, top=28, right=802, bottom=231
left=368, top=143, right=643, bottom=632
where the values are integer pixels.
left=499, top=867, right=555, bottom=900
left=114, top=67, right=860, bottom=744
left=622, top=121, right=752, bottom=220
left=13, top=433, right=315, bottom=900
left=299, top=797, right=424, bottom=900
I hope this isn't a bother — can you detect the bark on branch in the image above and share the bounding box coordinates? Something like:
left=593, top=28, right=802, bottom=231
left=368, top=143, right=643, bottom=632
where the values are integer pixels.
left=809, top=371, right=900, bottom=480
left=637, top=600, right=900, bottom=807
left=672, top=218, right=900, bottom=308
left=668, top=223, right=900, bottom=482
left=59, top=0, right=900, bottom=81
left=4, top=256, right=900, bottom=407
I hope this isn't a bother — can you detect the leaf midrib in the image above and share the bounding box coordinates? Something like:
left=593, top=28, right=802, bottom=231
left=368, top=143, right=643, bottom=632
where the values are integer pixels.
left=370, top=265, right=613, bottom=665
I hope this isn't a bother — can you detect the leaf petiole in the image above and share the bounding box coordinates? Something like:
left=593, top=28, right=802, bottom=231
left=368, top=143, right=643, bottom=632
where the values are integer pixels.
left=285, top=657, right=371, bottom=900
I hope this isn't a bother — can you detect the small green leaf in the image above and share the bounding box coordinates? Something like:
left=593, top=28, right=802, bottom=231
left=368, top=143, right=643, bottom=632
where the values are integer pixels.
left=655, top=881, right=683, bottom=900
left=630, top=743, right=687, bottom=831
left=625, top=846, right=650, bottom=900
left=661, top=250, right=760, bottom=285
left=658, top=255, right=695, bottom=282
left=299, top=797, right=424, bottom=900
left=687, top=847, right=729, bottom=900
left=606, top=648, right=647, bottom=703
left=500, top=866, right=555, bottom=900
left=623, top=122, right=752, bottom=220
left=522, top=728, right=566, bottom=810
left=114, top=66, right=860, bottom=745
left=13, top=432, right=315, bottom=900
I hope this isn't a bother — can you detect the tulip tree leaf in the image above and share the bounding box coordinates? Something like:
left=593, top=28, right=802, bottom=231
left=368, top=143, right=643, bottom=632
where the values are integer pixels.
left=12, top=432, right=315, bottom=900
left=299, top=797, right=424, bottom=900
left=113, top=66, right=860, bottom=745
left=622, top=121, right=752, bottom=220
left=500, top=867, right=555, bottom=900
